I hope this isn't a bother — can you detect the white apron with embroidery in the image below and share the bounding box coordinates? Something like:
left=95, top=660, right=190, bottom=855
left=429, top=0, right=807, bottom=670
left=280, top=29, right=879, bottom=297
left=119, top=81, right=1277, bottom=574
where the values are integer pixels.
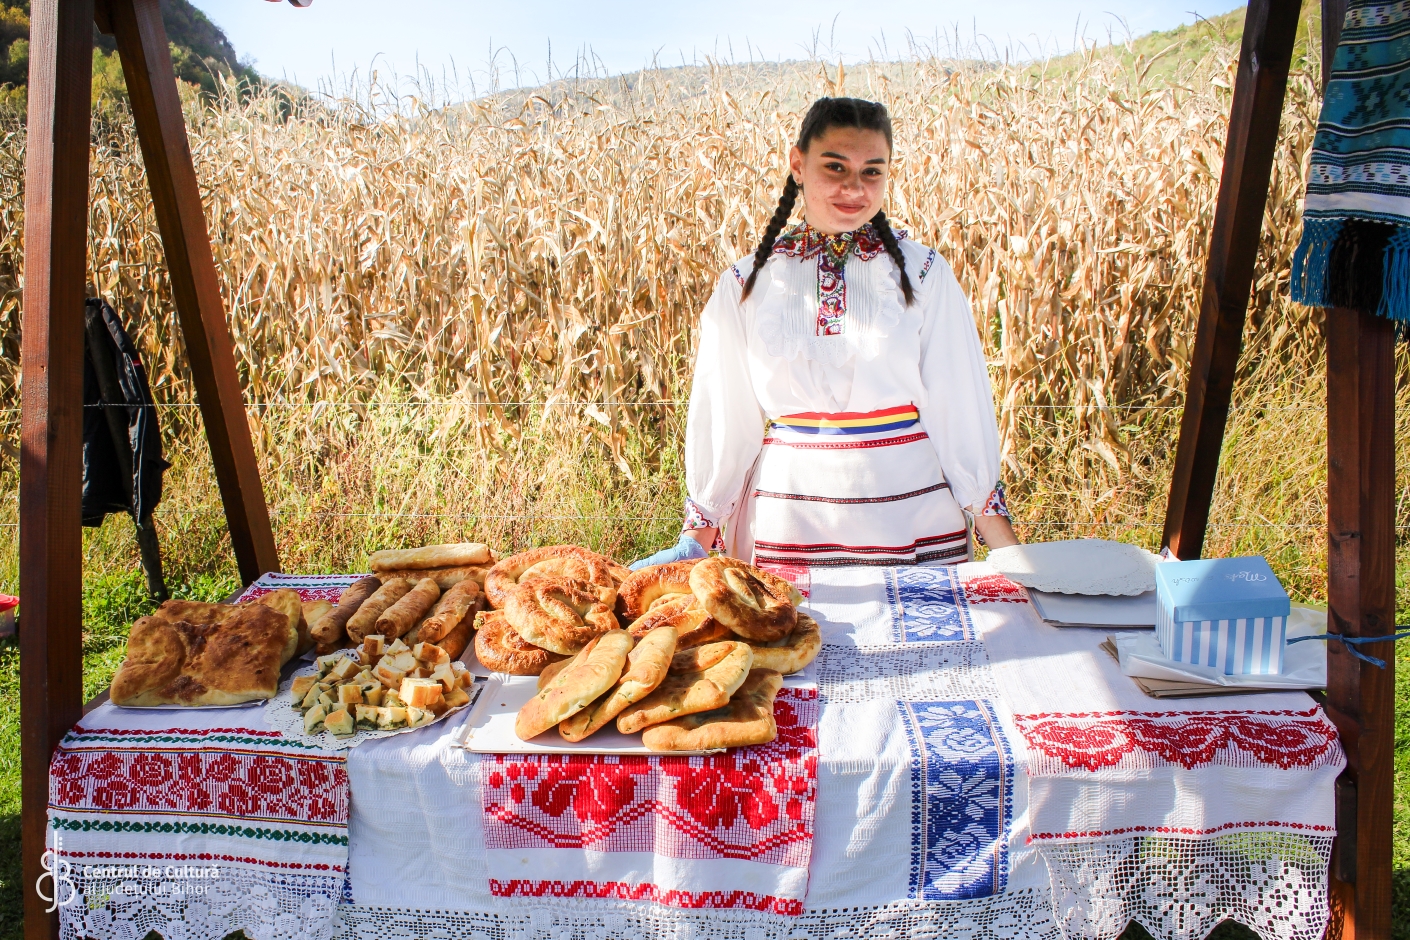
left=684, top=223, right=1001, bottom=563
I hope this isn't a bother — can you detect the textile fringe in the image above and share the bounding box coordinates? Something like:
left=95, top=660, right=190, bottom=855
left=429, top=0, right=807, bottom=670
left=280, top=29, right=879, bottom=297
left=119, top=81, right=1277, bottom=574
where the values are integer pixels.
left=1291, top=217, right=1410, bottom=324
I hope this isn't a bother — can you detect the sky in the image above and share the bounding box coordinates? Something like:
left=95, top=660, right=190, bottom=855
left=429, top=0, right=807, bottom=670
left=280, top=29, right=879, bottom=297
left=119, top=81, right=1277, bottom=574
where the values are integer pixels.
left=190, top=0, right=1246, bottom=100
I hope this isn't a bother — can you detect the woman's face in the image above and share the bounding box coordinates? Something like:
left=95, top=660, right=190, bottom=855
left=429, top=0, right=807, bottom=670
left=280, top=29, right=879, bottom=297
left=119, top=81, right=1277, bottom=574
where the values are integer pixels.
left=789, top=126, right=891, bottom=234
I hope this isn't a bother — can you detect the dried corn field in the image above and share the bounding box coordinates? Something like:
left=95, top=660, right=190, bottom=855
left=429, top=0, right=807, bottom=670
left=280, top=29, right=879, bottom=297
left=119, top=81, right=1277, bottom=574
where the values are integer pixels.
left=0, top=40, right=1406, bottom=602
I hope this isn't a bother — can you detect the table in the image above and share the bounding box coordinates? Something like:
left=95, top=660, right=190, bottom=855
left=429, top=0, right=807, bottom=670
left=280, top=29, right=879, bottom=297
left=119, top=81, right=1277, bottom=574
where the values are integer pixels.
left=48, top=564, right=1342, bottom=940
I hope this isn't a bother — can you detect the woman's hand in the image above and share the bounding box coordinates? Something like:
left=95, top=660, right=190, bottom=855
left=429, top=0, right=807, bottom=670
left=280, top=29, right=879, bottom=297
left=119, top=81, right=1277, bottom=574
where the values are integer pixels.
left=629, top=532, right=711, bottom=570
left=973, top=514, right=1018, bottom=550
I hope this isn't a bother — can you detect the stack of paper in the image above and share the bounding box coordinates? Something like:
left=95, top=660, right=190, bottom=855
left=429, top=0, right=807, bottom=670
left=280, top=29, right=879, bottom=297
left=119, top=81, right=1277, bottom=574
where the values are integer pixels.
left=1027, top=589, right=1157, bottom=628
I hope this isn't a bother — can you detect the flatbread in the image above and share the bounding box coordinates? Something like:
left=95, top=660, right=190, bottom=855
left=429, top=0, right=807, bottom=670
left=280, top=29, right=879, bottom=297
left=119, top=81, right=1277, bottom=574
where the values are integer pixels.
left=641, top=669, right=783, bottom=752
left=748, top=612, right=821, bottom=674
left=615, top=640, right=753, bottom=735
left=369, top=542, right=494, bottom=570
left=110, top=603, right=290, bottom=707
left=559, top=626, right=678, bottom=742
left=255, top=589, right=306, bottom=664
left=515, top=630, right=633, bottom=740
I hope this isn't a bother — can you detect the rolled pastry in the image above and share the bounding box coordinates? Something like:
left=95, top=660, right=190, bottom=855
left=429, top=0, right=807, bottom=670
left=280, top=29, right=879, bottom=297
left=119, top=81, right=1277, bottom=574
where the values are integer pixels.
left=313, top=576, right=381, bottom=650
left=369, top=543, right=493, bottom=571
left=431, top=615, right=474, bottom=660
left=418, top=579, right=483, bottom=644
left=346, top=578, right=412, bottom=643
left=369, top=565, right=489, bottom=590
left=375, top=577, right=441, bottom=640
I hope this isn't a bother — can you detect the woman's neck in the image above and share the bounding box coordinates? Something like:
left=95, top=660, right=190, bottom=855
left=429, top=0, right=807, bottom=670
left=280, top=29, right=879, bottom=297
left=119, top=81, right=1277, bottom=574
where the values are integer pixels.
left=800, top=214, right=861, bottom=236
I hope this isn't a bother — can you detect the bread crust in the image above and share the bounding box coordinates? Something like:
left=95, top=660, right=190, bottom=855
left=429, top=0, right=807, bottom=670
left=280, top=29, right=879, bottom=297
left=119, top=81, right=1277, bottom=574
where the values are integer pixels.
left=559, top=626, right=678, bottom=741
left=641, top=669, right=782, bottom=752
left=514, top=630, right=633, bottom=740
left=312, top=576, right=381, bottom=650
left=429, top=613, right=474, bottom=660
left=347, top=578, right=412, bottom=643
left=627, top=594, right=732, bottom=649
left=615, top=640, right=753, bottom=734
left=474, top=609, right=566, bottom=675
left=370, top=565, right=488, bottom=590
left=485, top=545, right=618, bottom=608
left=376, top=577, right=441, bottom=640
left=255, top=589, right=306, bottom=664
left=689, top=557, right=796, bottom=642
left=748, top=612, right=822, bottom=674
left=418, top=579, right=483, bottom=643
left=110, top=603, right=289, bottom=707
left=618, top=559, right=702, bottom=621
left=504, top=576, right=618, bottom=655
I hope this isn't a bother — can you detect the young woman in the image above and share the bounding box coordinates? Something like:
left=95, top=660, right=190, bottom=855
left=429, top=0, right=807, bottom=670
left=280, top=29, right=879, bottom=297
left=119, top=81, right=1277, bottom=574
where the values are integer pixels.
left=632, top=96, right=1017, bottom=570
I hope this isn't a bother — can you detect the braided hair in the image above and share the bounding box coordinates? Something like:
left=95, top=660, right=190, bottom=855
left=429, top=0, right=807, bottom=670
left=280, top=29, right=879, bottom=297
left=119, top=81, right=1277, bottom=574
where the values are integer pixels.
left=741, top=96, right=914, bottom=305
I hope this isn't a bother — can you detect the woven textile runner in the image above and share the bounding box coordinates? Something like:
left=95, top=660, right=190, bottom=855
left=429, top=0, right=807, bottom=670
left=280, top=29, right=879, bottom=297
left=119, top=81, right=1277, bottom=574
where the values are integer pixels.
left=51, top=573, right=358, bottom=940
left=1291, top=0, right=1410, bottom=318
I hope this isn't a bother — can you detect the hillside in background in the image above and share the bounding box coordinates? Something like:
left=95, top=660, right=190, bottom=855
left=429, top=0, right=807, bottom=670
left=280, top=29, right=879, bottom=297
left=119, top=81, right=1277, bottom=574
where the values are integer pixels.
left=0, top=0, right=258, bottom=111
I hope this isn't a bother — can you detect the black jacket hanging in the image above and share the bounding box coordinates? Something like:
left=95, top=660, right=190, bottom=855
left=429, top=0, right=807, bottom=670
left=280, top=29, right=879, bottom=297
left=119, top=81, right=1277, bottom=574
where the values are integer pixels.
left=81, top=298, right=170, bottom=527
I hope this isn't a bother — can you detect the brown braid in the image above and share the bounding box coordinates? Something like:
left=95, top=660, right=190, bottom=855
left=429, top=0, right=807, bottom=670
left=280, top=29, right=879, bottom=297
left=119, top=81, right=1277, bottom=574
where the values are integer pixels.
left=870, top=209, right=914, bottom=305
left=741, top=176, right=799, bottom=301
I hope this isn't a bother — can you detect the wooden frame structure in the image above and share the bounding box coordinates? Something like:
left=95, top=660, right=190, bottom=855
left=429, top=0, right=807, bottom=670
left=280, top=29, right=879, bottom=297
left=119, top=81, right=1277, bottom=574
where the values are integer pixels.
left=16, top=0, right=1393, bottom=937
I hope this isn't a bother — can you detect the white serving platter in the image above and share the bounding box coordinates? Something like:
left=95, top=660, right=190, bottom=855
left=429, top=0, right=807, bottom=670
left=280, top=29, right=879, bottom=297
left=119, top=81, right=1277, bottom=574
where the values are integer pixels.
left=988, top=539, right=1161, bottom=596
left=1028, top=589, right=1157, bottom=628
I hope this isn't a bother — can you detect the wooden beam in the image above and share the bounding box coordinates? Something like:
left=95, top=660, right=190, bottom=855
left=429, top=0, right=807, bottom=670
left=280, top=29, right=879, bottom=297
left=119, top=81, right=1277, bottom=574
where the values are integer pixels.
left=20, top=3, right=94, bottom=938
left=1325, top=305, right=1395, bottom=938
left=1161, top=0, right=1303, bottom=560
left=108, top=0, right=280, bottom=584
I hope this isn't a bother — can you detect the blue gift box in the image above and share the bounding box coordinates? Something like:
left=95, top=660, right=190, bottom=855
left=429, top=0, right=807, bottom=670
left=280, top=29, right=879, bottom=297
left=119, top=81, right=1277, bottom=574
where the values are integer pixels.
left=1154, top=556, right=1290, bottom=675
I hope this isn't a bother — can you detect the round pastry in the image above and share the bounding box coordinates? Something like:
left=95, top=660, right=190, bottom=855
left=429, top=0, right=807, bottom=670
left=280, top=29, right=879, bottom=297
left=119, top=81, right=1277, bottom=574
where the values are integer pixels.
left=504, top=576, right=619, bottom=655
left=618, top=559, right=703, bottom=621
left=485, top=545, right=618, bottom=609
left=628, top=594, right=733, bottom=649
left=474, top=609, right=566, bottom=676
left=689, top=557, right=797, bottom=643
left=748, top=612, right=821, bottom=674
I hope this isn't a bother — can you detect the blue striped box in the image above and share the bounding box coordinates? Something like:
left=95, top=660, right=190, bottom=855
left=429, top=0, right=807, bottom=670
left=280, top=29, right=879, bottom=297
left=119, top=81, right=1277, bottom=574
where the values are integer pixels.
left=1154, top=557, right=1290, bottom=675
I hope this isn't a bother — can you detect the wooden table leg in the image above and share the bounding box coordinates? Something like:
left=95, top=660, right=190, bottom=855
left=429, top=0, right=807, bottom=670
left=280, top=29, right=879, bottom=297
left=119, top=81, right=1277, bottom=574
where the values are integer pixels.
left=1324, top=305, right=1395, bottom=939
left=19, top=3, right=94, bottom=938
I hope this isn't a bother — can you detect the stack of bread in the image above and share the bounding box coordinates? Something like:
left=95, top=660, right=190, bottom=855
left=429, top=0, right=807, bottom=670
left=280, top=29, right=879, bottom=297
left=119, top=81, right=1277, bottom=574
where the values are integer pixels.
left=307, top=542, right=494, bottom=659
left=482, top=550, right=819, bottom=752
left=109, top=589, right=323, bottom=707
left=290, top=633, right=476, bottom=737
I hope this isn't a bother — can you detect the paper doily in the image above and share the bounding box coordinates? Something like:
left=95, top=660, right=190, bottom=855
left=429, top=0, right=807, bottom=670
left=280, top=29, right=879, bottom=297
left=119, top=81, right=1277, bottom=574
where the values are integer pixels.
left=986, top=539, right=1160, bottom=596
left=262, top=663, right=482, bottom=750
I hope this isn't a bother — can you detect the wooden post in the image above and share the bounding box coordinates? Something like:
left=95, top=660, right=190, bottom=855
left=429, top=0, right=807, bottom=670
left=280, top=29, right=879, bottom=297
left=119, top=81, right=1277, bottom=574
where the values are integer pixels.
left=1162, top=0, right=1303, bottom=559
left=1324, top=306, right=1395, bottom=940
left=19, top=3, right=94, bottom=937
left=108, top=0, right=279, bottom=584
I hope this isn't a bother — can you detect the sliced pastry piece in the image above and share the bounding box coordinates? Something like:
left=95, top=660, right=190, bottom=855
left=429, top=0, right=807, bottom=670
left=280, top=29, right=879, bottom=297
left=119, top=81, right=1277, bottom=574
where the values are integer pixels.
left=514, top=630, right=633, bottom=740
left=615, top=640, right=753, bottom=735
left=748, top=612, right=822, bottom=674
left=560, top=626, right=678, bottom=742
left=642, top=668, right=783, bottom=752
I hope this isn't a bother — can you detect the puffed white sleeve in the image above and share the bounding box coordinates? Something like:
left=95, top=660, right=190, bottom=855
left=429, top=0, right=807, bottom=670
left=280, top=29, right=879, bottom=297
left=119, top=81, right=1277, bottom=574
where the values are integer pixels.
left=915, top=257, right=1003, bottom=513
left=684, top=269, right=766, bottom=523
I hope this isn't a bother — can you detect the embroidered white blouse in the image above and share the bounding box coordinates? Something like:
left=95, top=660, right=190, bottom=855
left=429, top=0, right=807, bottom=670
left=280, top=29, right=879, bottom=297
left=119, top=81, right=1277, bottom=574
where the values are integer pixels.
left=684, top=222, right=1003, bottom=526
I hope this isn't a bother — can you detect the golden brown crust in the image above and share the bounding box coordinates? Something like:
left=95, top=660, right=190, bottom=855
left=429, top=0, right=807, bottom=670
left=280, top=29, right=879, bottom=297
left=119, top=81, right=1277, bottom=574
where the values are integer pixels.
left=618, top=560, right=703, bottom=621
left=560, top=626, right=678, bottom=742
left=536, top=658, right=569, bottom=689
left=254, top=589, right=305, bottom=664
left=346, top=579, right=412, bottom=643
left=369, top=565, right=488, bottom=590
left=504, top=577, right=619, bottom=655
left=689, top=557, right=796, bottom=642
left=627, top=595, right=732, bottom=649
left=485, top=545, right=618, bottom=609
left=748, top=612, right=822, bottom=674
left=418, top=579, right=483, bottom=643
left=430, top=613, right=474, bottom=660
left=110, top=604, right=289, bottom=707
left=369, top=543, right=493, bottom=571
left=474, top=609, right=567, bottom=675
left=615, top=640, right=753, bottom=734
left=515, top=631, right=633, bottom=740
left=312, top=577, right=381, bottom=649
left=641, top=669, right=782, bottom=752
left=376, top=577, right=441, bottom=640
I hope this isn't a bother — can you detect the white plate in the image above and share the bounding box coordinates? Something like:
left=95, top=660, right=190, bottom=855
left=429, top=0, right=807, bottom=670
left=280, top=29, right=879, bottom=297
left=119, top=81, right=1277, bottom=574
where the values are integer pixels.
left=988, top=539, right=1160, bottom=596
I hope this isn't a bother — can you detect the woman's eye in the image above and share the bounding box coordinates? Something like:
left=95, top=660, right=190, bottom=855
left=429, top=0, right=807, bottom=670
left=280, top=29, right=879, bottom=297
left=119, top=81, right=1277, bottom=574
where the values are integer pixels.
left=825, top=163, right=845, bottom=172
